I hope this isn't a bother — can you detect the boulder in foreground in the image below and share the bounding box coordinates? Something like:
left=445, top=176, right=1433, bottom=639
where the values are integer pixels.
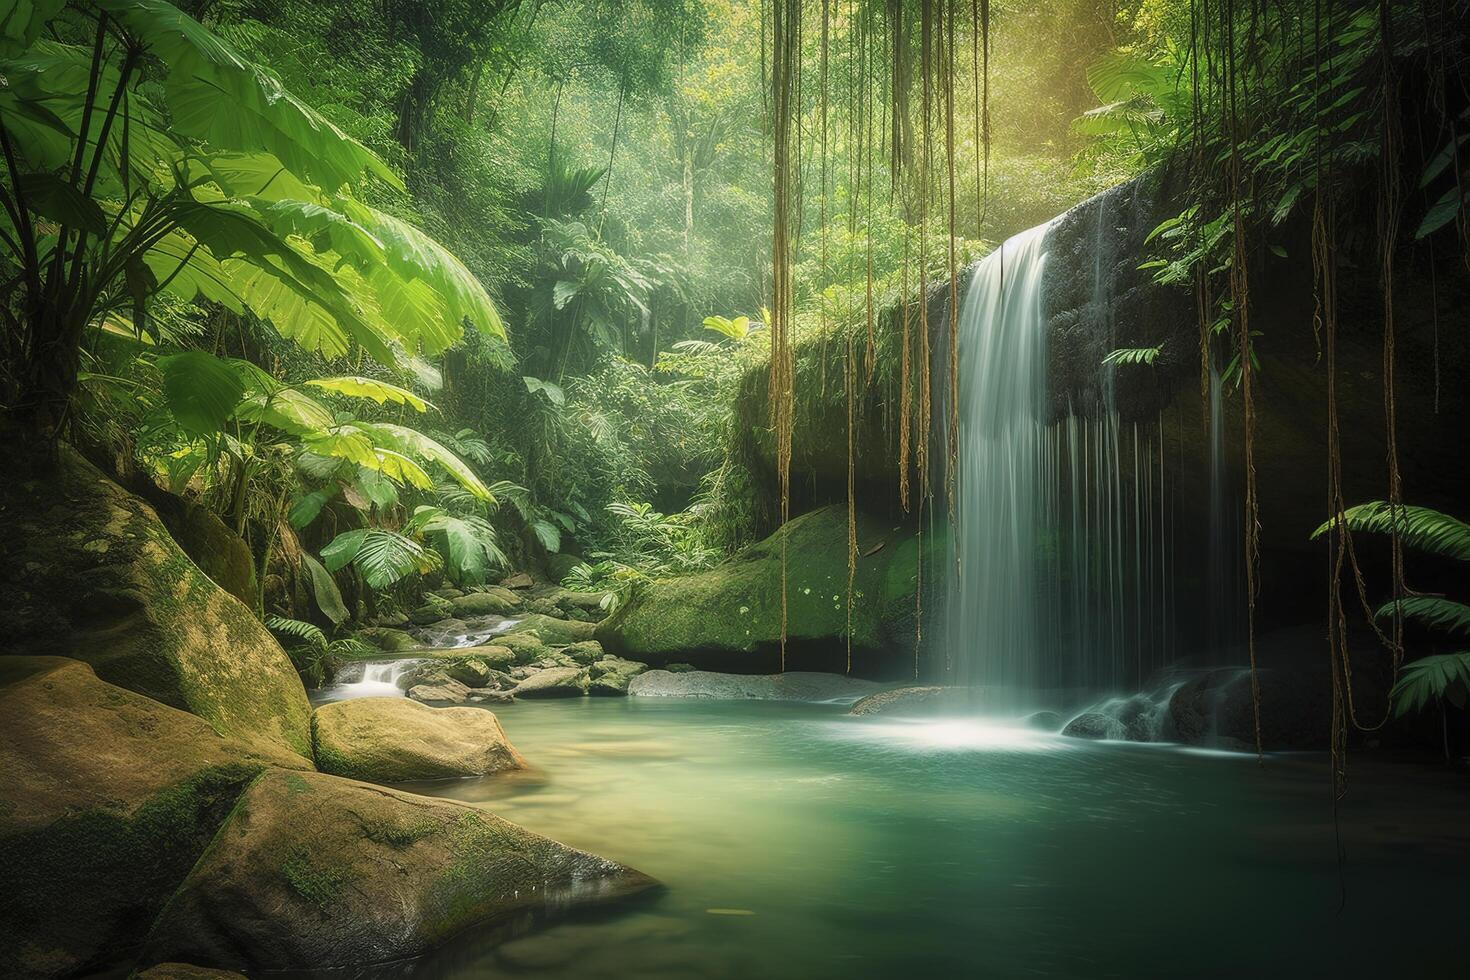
left=142, top=769, right=658, bottom=972
left=0, top=446, right=312, bottom=762
left=312, top=697, right=528, bottom=782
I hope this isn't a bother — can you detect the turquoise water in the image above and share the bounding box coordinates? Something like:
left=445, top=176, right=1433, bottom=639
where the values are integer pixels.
left=375, top=698, right=1465, bottom=979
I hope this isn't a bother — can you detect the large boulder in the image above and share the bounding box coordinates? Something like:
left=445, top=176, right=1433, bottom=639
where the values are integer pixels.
left=0, top=658, right=289, bottom=978
left=628, top=669, right=887, bottom=702
left=311, top=697, right=527, bottom=782
left=0, top=447, right=313, bottom=762
left=514, top=613, right=597, bottom=646
left=451, top=590, right=520, bottom=617
left=512, top=665, right=589, bottom=698
left=140, top=769, right=657, bottom=973
left=587, top=657, right=649, bottom=695
left=598, top=506, right=933, bottom=678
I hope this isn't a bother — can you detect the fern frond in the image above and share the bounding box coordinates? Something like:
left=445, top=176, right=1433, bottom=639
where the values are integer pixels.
left=1312, top=502, right=1470, bottom=561
left=1102, top=346, right=1162, bottom=366
left=1375, top=597, right=1470, bottom=637
left=265, top=615, right=327, bottom=649
left=1391, top=652, right=1470, bottom=716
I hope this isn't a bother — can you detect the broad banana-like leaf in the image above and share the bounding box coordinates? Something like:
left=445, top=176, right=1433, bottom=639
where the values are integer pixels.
left=301, top=552, right=349, bottom=625
left=0, top=0, right=66, bottom=57
left=157, top=350, right=245, bottom=435
left=305, top=376, right=430, bottom=412
left=359, top=422, right=491, bottom=500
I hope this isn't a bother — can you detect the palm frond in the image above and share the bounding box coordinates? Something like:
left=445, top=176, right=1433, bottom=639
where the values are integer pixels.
left=1375, top=597, right=1470, bottom=637
left=1312, top=502, right=1470, bottom=561
left=265, top=615, right=327, bottom=649
left=1391, top=652, right=1470, bottom=716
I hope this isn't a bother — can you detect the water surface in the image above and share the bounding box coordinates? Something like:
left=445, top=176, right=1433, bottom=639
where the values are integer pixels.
left=374, top=699, right=1465, bottom=979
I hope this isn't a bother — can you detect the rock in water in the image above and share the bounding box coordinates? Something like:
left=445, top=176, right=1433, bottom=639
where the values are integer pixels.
left=513, top=666, right=589, bottom=698
left=629, top=669, right=886, bottom=702
left=848, top=686, right=962, bottom=716
left=0, top=446, right=312, bottom=763
left=312, top=697, right=527, bottom=782
left=587, top=657, right=648, bottom=695
left=514, top=613, right=598, bottom=646
left=140, top=769, right=658, bottom=972
left=451, top=591, right=520, bottom=616
left=1061, top=711, right=1126, bottom=741
left=0, top=658, right=288, bottom=978
left=597, top=506, right=933, bottom=677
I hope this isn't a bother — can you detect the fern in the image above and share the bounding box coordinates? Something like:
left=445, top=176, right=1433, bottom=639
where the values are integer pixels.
left=321, top=528, right=437, bottom=588
left=1390, top=653, right=1470, bottom=717
left=266, top=616, right=327, bottom=649
left=1375, top=597, right=1470, bottom=638
left=1311, top=502, right=1470, bottom=562
left=1102, top=346, right=1162, bottom=367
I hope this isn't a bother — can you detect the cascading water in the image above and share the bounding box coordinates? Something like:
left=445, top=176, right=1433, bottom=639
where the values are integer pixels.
left=943, top=206, right=1174, bottom=712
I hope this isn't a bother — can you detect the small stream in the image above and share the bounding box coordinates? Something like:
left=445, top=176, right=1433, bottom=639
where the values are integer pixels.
left=311, top=694, right=1468, bottom=979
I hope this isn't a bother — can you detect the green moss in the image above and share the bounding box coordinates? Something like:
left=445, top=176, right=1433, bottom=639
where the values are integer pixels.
left=284, top=773, right=310, bottom=796
left=0, top=763, right=261, bottom=977
left=279, top=845, right=348, bottom=910
left=365, top=815, right=441, bottom=850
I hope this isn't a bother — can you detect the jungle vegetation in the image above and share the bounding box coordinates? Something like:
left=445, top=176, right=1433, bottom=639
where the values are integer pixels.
left=2, top=0, right=1467, bottom=740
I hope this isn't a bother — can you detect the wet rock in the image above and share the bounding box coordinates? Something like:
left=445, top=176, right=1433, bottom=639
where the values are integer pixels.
left=1022, top=710, right=1065, bottom=731
left=451, top=591, right=519, bottom=617
left=140, top=769, right=658, bottom=973
left=1168, top=664, right=1337, bottom=750
left=849, top=686, right=962, bottom=716
left=496, top=631, right=552, bottom=663
left=515, top=613, right=599, bottom=646
left=513, top=666, right=589, bottom=698
left=136, top=963, right=249, bottom=980
left=430, top=587, right=464, bottom=600
left=407, top=676, right=471, bottom=703
left=546, top=553, right=583, bottom=584
left=357, top=627, right=418, bottom=653
left=501, top=572, right=535, bottom=589
left=311, top=697, right=527, bottom=781
left=587, top=657, right=648, bottom=696
left=0, top=658, right=293, bottom=978
left=408, top=595, right=454, bottom=624
left=631, top=669, right=886, bottom=703
left=466, top=688, right=516, bottom=704
left=372, top=611, right=410, bottom=628
left=1061, top=711, right=1126, bottom=741
left=563, top=640, right=606, bottom=665
left=0, top=445, right=311, bottom=763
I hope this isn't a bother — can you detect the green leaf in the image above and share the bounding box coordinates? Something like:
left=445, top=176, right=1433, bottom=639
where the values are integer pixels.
left=355, top=466, right=399, bottom=509
left=320, top=528, right=368, bottom=573
left=522, top=376, right=566, bottom=406
left=1375, top=596, right=1470, bottom=637
left=305, top=376, right=430, bottom=412
left=301, top=553, right=348, bottom=625
left=157, top=350, right=245, bottom=435
left=288, top=489, right=331, bottom=528
left=1311, top=502, right=1470, bottom=561
left=359, top=422, right=491, bottom=500
left=16, top=172, right=106, bottom=234
left=1102, top=346, right=1162, bottom=367
left=1416, top=186, right=1466, bottom=240
left=532, top=519, right=562, bottom=553
left=416, top=507, right=506, bottom=585
left=0, top=0, right=65, bottom=57
left=1419, top=134, right=1469, bottom=188
left=1390, top=652, right=1470, bottom=717
left=265, top=615, right=327, bottom=649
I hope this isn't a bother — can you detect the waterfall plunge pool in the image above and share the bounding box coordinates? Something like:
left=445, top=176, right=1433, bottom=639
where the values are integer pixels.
left=330, top=697, right=1467, bottom=979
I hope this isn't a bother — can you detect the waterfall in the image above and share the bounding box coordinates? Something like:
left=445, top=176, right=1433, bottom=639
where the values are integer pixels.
left=943, top=212, right=1173, bottom=711
left=944, top=221, right=1055, bottom=699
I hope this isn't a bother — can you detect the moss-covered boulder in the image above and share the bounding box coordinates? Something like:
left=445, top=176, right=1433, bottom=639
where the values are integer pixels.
left=587, top=657, right=648, bottom=695
left=0, top=658, right=294, bottom=979
left=514, top=613, right=597, bottom=646
left=311, top=697, right=527, bottom=782
left=140, top=769, right=657, bottom=973
left=495, top=630, right=553, bottom=663
left=512, top=665, right=588, bottom=697
left=598, top=505, right=934, bottom=678
left=358, top=626, right=419, bottom=652
left=0, top=447, right=312, bottom=762
left=451, top=590, right=520, bottom=616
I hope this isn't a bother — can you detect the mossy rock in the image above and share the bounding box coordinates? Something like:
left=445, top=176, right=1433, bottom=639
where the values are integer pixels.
left=357, top=627, right=419, bottom=653
left=562, top=640, right=605, bottom=665
left=0, top=446, right=312, bottom=762
left=450, top=591, right=519, bottom=617
left=597, top=505, right=936, bottom=678
left=513, top=613, right=597, bottom=646
left=140, top=769, right=658, bottom=972
left=0, top=658, right=290, bottom=978
left=135, top=964, right=248, bottom=980
left=495, top=631, right=552, bottom=663
left=512, top=666, right=588, bottom=698
left=311, top=697, right=528, bottom=782
left=408, top=595, right=455, bottom=624
left=587, top=657, right=648, bottom=696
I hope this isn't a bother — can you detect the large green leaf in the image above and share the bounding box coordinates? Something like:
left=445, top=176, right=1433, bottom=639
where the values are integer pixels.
left=157, top=350, right=245, bottom=435
left=287, top=489, right=331, bottom=528
left=359, top=422, right=491, bottom=500
left=0, top=0, right=66, bottom=58
left=301, top=552, right=348, bottom=625
left=322, top=528, right=437, bottom=588
left=319, top=528, right=367, bottom=573
left=16, top=172, right=106, bottom=234
left=1375, top=596, right=1470, bottom=637
left=305, top=376, right=430, bottom=412
left=96, top=0, right=402, bottom=194
left=1390, top=652, right=1470, bottom=716
left=414, top=507, right=506, bottom=586
left=1312, top=502, right=1470, bottom=562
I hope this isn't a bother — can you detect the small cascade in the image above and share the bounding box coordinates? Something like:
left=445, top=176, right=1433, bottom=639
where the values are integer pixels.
left=319, top=659, right=425, bottom=702
left=943, top=208, right=1175, bottom=710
